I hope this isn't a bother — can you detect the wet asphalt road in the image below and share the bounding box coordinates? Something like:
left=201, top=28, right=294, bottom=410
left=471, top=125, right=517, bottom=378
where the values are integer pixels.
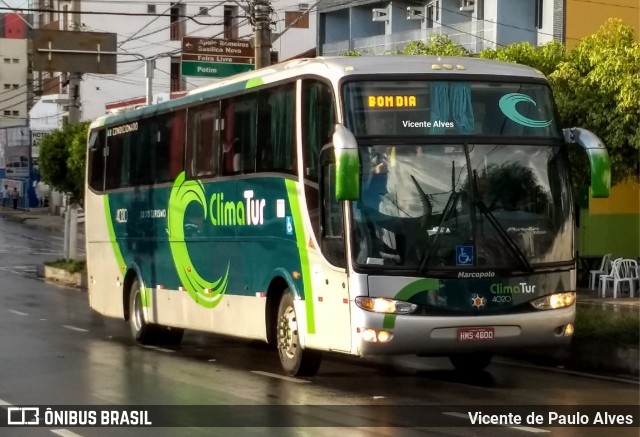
left=0, top=216, right=638, bottom=437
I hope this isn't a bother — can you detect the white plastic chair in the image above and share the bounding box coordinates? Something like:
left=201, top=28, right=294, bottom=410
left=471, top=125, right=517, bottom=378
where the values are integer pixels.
left=589, top=253, right=612, bottom=290
left=599, top=257, right=621, bottom=298
left=600, top=258, right=637, bottom=298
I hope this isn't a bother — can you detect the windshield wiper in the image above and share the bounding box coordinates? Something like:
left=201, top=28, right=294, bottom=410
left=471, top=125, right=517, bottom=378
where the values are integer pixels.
left=475, top=199, right=533, bottom=273
left=418, top=190, right=460, bottom=274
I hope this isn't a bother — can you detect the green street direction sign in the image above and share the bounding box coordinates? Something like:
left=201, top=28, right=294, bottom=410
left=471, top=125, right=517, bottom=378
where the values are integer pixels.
left=180, top=37, right=255, bottom=78
left=181, top=61, right=254, bottom=78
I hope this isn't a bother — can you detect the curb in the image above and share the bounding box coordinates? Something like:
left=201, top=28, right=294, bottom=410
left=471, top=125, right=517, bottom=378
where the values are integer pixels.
left=38, top=265, right=88, bottom=289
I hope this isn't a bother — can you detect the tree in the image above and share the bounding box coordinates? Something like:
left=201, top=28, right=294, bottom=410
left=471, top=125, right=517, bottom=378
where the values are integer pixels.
left=38, top=122, right=89, bottom=205
left=549, top=18, right=640, bottom=184
left=402, top=34, right=471, bottom=57
left=478, top=40, right=565, bottom=77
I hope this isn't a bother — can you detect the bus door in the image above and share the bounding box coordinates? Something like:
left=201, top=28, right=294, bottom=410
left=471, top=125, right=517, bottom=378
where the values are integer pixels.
left=306, top=147, right=351, bottom=352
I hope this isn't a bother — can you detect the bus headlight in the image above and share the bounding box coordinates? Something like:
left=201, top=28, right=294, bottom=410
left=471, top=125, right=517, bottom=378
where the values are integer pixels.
left=530, top=292, right=576, bottom=310
left=355, top=296, right=417, bottom=314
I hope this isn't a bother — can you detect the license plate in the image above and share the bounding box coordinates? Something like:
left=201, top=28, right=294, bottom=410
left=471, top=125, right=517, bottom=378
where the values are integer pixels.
left=457, top=327, right=495, bottom=342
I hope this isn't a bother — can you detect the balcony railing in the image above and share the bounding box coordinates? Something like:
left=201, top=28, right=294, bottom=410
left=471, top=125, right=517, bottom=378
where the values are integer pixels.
left=321, top=21, right=495, bottom=56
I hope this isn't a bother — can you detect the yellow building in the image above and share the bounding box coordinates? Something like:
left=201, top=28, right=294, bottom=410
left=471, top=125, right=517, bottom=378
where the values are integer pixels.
left=565, top=0, right=640, bottom=49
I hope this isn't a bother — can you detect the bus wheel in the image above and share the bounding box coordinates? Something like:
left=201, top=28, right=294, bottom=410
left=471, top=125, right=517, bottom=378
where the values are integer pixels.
left=449, top=352, right=493, bottom=372
left=129, top=278, right=157, bottom=344
left=276, top=291, right=322, bottom=377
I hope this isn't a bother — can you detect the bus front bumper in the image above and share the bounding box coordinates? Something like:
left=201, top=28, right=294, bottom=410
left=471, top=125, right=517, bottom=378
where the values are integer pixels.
left=351, top=305, right=575, bottom=356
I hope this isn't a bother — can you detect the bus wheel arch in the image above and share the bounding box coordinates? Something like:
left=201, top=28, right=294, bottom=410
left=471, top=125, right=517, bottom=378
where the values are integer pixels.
left=265, top=277, right=288, bottom=347
left=122, top=269, right=139, bottom=322
left=276, top=291, right=322, bottom=377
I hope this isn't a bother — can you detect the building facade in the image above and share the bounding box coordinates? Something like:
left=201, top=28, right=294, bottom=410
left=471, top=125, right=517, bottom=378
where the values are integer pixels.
left=318, top=0, right=559, bottom=55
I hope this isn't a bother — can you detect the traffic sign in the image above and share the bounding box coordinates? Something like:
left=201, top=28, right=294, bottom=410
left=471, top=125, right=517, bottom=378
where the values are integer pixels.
left=181, top=37, right=255, bottom=78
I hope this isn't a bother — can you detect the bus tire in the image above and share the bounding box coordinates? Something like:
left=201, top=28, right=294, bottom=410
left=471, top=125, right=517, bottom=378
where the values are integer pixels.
left=276, top=291, right=322, bottom=377
left=449, top=351, right=493, bottom=372
left=129, top=278, right=158, bottom=344
left=156, top=326, right=184, bottom=346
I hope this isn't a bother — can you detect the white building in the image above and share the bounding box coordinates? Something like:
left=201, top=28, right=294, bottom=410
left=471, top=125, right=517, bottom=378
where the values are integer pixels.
left=32, top=0, right=316, bottom=121
left=0, top=37, right=28, bottom=129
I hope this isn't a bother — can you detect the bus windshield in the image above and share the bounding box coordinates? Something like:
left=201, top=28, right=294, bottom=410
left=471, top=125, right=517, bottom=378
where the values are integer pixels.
left=352, top=143, right=573, bottom=273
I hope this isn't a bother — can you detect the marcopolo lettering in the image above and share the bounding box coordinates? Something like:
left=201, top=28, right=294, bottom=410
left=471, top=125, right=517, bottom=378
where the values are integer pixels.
left=458, top=271, right=495, bottom=279
left=490, top=283, right=536, bottom=294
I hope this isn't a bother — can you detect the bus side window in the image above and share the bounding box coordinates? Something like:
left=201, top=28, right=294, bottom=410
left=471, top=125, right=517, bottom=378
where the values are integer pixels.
left=88, top=130, right=105, bottom=191
left=321, top=158, right=346, bottom=268
left=257, top=83, right=295, bottom=174
left=187, top=103, right=220, bottom=178
left=302, top=80, right=335, bottom=182
left=157, top=110, right=185, bottom=183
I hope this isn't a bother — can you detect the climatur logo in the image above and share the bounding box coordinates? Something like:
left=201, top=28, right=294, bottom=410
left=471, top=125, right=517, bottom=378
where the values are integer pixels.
left=498, top=93, right=552, bottom=128
left=490, top=283, right=536, bottom=294
left=167, top=172, right=230, bottom=308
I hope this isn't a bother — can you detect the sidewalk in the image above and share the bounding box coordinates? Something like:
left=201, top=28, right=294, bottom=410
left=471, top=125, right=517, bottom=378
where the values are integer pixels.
left=1, top=207, right=638, bottom=377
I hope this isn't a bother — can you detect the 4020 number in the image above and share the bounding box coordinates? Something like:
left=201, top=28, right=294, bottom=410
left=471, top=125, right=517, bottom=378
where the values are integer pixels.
left=492, top=295, right=512, bottom=303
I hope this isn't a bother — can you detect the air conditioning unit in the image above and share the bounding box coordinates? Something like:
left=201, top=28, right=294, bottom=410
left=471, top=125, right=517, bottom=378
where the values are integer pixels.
left=372, top=6, right=390, bottom=22
left=298, top=3, right=309, bottom=10
left=406, top=6, right=425, bottom=20
left=460, top=0, right=475, bottom=12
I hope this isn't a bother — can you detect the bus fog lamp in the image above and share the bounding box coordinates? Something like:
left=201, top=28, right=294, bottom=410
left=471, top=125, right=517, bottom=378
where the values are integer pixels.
left=564, top=323, right=574, bottom=336
left=355, top=296, right=417, bottom=314
left=360, top=328, right=377, bottom=342
left=377, top=330, right=393, bottom=343
left=530, top=292, right=576, bottom=310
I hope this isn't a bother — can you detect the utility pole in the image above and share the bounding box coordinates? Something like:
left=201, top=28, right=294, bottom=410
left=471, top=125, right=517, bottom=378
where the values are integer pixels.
left=253, top=0, right=271, bottom=69
left=64, top=0, right=82, bottom=260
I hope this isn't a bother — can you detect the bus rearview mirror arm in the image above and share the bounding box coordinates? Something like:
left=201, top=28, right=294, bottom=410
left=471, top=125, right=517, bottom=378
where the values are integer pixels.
left=563, top=127, right=611, bottom=198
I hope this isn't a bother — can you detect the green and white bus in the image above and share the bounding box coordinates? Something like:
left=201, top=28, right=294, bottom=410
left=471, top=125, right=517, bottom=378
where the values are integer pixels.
left=86, top=56, right=610, bottom=376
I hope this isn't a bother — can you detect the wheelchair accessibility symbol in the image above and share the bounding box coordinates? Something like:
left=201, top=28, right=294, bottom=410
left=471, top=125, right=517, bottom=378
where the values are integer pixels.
left=456, top=245, right=474, bottom=266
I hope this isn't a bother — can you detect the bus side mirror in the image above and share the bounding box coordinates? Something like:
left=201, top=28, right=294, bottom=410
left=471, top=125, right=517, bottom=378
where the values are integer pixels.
left=563, top=127, right=611, bottom=198
left=332, top=124, right=360, bottom=201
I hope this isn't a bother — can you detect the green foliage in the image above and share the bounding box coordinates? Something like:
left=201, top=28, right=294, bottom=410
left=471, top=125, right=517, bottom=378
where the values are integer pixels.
left=574, top=306, right=639, bottom=345
left=341, top=49, right=363, bottom=56
left=402, top=35, right=470, bottom=57
left=549, top=18, right=640, bottom=184
left=478, top=40, right=565, bottom=77
left=38, top=122, right=89, bottom=204
left=45, top=258, right=86, bottom=274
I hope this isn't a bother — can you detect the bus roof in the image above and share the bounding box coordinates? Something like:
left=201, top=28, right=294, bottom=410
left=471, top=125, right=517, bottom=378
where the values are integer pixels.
left=90, top=56, right=546, bottom=129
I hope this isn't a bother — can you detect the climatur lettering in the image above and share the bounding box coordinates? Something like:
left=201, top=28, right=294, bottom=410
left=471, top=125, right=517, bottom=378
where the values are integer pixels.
left=209, top=190, right=265, bottom=226
left=490, top=283, right=536, bottom=294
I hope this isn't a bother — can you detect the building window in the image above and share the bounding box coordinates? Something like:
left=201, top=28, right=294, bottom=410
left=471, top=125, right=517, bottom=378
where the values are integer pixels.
left=12, top=110, right=19, bottom=116
left=3, top=58, right=10, bottom=64
left=170, top=58, right=186, bottom=92
left=147, top=4, right=156, bottom=14
left=170, top=3, right=186, bottom=40
left=3, top=110, right=10, bottom=116
left=12, top=58, right=19, bottom=63
left=535, top=0, right=543, bottom=29
left=197, top=7, right=209, bottom=16
left=426, top=4, right=434, bottom=28
left=12, top=84, right=19, bottom=89
left=3, top=84, right=9, bottom=90
left=224, top=6, right=238, bottom=39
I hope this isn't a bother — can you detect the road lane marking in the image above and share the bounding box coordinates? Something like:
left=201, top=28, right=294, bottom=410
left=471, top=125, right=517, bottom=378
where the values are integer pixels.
left=251, top=370, right=310, bottom=383
left=52, top=430, right=85, bottom=437
left=8, top=309, right=29, bottom=316
left=443, top=412, right=549, bottom=433
left=494, top=358, right=640, bottom=385
left=62, top=325, right=88, bottom=332
left=141, top=345, right=175, bottom=353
